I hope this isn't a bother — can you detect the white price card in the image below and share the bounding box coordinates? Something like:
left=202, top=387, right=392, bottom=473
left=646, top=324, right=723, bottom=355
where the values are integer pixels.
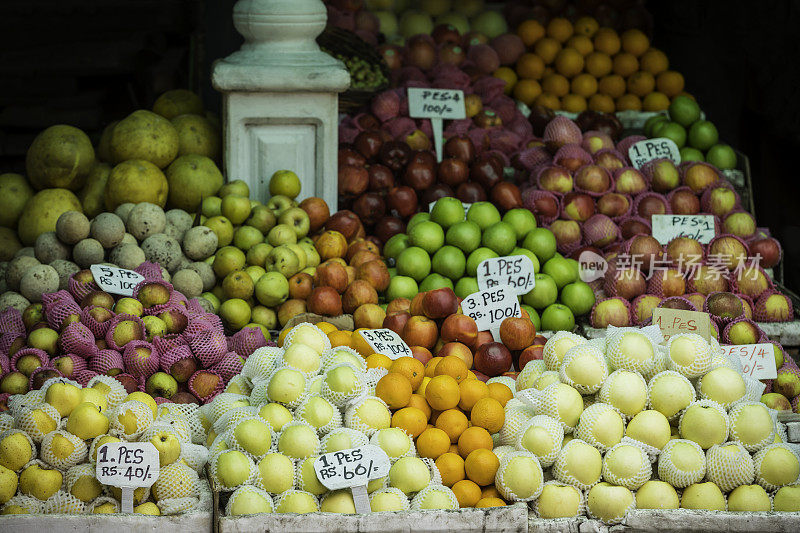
left=96, top=442, right=160, bottom=513
left=90, top=264, right=144, bottom=296
left=721, top=343, right=778, bottom=380
left=408, top=88, right=467, bottom=163
left=651, top=214, right=716, bottom=245
left=477, top=255, right=536, bottom=295
left=359, top=328, right=412, bottom=360
left=651, top=307, right=712, bottom=342
left=461, top=285, right=521, bottom=340
left=628, top=137, right=681, bottom=169
left=314, top=445, right=391, bottom=513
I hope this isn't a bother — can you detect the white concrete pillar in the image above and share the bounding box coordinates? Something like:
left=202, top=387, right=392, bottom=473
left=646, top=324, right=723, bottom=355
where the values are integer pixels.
left=212, top=0, right=350, bottom=207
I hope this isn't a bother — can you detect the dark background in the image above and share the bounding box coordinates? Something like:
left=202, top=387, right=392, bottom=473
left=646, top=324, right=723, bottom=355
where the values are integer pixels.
left=1, top=0, right=798, bottom=291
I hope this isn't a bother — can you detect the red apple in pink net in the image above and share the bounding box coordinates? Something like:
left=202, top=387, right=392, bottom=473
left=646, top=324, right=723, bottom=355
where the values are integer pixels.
left=575, top=164, right=611, bottom=193
left=669, top=189, right=700, bottom=215
left=562, top=192, right=595, bottom=222
left=749, top=237, right=781, bottom=268
left=538, top=166, right=573, bottom=194
left=597, top=193, right=629, bottom=218
left=615, top=168, right=647, bottom=195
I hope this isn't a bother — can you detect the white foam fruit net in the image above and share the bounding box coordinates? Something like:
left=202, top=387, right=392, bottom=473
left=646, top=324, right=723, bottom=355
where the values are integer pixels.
left=109, top=400, right=154, bottom=441
left=180, top=442, right=210, bottom=473
left=282, top=323, right=331, bottom=355
left=254, top=452, right=295, bottom=493
left=264, top=366, right=309, bottom=410
left=205, top=393, right=251, bottom=425
left=10, top=389, right=47, bottom=418
left=225, top=416, right=276, bottom=460
left=321, top=346, right=367, bottom=373
left=40, top=429, right=87, bottom=471
left=273, top=489, right=319, bottom=513
left=657, top=439, right=706, bottom=488
left=153, top=461, right=201, bottom=500
left=516, top=360, right=547, bottom=392
left=495, top=450, right=544, bottom=502
left=705, top=442, right=755, bottom=492
left=242, top=347, right=282, bottom=385
left=64, top=463, right=99, bottom=502
left=753, top=443, right=800, bottom=491
left=87, top=496, right=119, bottom=513
left=532, top=480, right=586, bottom=518
left=225, top=375, right=253, bottom=396
left=278, top=343, right=323, bottom=379
left=586, top=483, right=636, bottom=525
left=292, top=396, right=341, bottom=436
left=535, top=382, right=584, bottom=433
left=605, top=329, right=657, bottom=376
left=364, top=367, right=389, bottom=393
left=14, top=402, right=61, bottom=444
left=598, top=369, right=648, bottom=420
left=515, top=414, right=564, bottom=468
left=499, top=399, right=535, bottom=446
left=601, top=442, right=651, bottom=490
left=369, top=487, right=411, bottom=512
left=320, top=427, right=368, bottom=455
left=647, top=370, right=696, bottom=421
left=410, top=483, right=459, bottom=510
left=728, top=401, right=777, bottom=453
left=0, top=413, right=13, bottom=433
left=370, top=428, right=416, bottom=462
left=276, top=420, right=321, bottom=460
left=2, top=494, right=44, bottom=514
left=678, top=399, right=730, bottom=449
left=544, top=331, right=588, bottom=372
left=87, top=375, right=128, bottom=411
left=208, top=449, right=257, bottom=491
left=558, top=344, right=608, bottom=395
left=575, top=403, right=626, bottom=453
left=553, top=439, right=603, bottom=490
left=344, top=396, right=390, bottom=437
left=321, top=363, right=366, bottom=408
left=158, top=495, right=200, bottom=515
left=225, top=484, right=274, bottom=515
left=666, top=333, right=711, bottom=379
left=42, top=490, right=84, bottom=514
left=213, top=406, right=263, bottom=435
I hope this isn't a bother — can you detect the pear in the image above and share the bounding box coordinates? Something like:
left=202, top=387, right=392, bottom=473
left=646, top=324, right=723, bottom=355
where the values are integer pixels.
left=44, top=382, right=82, bottom=417
left=0, top=464, right=18, bottom=504
left=68, top=470, right=102, bottom=502
left=134, top=501, right=161, bottom=515
left=148, top=430, right=182, bottom=466
left=214, top=450, right=252, bottom=489
left=0, top=432, right=33, bottom=472
left=19, top=463, right=62, bottom=500
left=111, top=485, right=150, bottom=504
left=233, top=419, right=272, bottom=457
left=66, top=402, right=109, bottom=440
left=18, top=406, right=58, bottom=442
left=93, top=502, right=118, bottom=513
left=125, top=392, right=158, bottom=417
left=79, top=388, right=108, bottom=412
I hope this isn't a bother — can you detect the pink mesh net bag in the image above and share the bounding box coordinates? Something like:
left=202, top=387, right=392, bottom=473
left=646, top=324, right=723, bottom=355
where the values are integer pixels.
left=515, top=146, right=552, bottom=171
left=574, top=165, right=614, bottom=197
left=134, top=261, right=163, bottom=281
left=154, top=306, right=190, bottom=335
left=46, top=301, right=82, bottom=331
left=28, top=365, right=62, bottom=388
left=132, top=279, right=175, bottom=316
left=680, top=161, right=721, bottom=193
left=658, top=296, right=697, bottom=311
left=632, top=192, right=671, bottom=219
left=522, top=188, right=561, bottom=226
left=230, top=328, right=267, bottom=357
left=11, top=348, right=49, bottom=373
left=122, top=340, right=159, bottom=378
left=154, top=334, right=188, bottom=357
left=701, top=181, right=741, bottom=215
left=186, top=298, right=205, bottom=314
left=80, top=306, right=116, bottom=339
left=61, top=322, right=100, bottom=359
left=89, top=350, right=124, bottom=375
left=188, top=329, right=228, bottom=367
left=212, top=352, right=244, bottom=382
left=612, top=167, right=648, bottom=196
left=615, top=136, right=646, bottom=163
left=630, top=295, right=661, bottom=325
left=554, top=144, right=592, bottom=170
left=188, top=369, right=224, bottom=403
left=754, top=291, right=794, bottom=323
left=0, top=307, right=25, bottom=337
left=646, top=268, right=686, bottom=298
left=42, top=290, right=75, bottom=313
left=721, top=318, right=762, bottom=344
left=73, top=370, right=97, bottom=386
left=104, top=314, right=146, bottom=351
left=590, top=297, right=632, bottom=328
left=68, top=274, right=99, bottom=301
left=0, top=355, right=9, bottom=375
left=159, top=345, right=194, bottom=374
left=593, top=149, right=626, bottom=172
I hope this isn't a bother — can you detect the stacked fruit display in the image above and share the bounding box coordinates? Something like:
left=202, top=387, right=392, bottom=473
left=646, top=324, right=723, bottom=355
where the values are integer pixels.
left=0, top=375, right=207, bottom=514
left=382, top=197, right=595, bottom=330
left=0, top=274, right=269, bottom=406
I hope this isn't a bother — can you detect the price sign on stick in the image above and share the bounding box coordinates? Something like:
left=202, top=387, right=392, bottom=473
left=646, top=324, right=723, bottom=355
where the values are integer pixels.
left=314, top=445, right=391, bottom=513
left=90, top=265, right=144, bottom=297
left=96, top=442, right=160, bottom=513
left=652, top=307, right=711, bottom=342
left=651, top=214, right=716, bottom=245
left=408, top=88, right=466, bottom=163
left=358, top=329, right=412, bottom=360
left=461, top=285, right=521, bottom=341
left=628, top=137, right=681, bottom=169
left=477, top=255, right=536, bottom=295
left=721, top=343, right=778, bottom=380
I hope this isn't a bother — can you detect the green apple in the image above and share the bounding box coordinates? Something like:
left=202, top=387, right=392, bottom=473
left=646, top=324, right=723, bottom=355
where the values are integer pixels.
left=706, top=144, right=737, bottom=170
left=255, top=271, right=289, bottom=307
left=430, top=197, right=465, bottom=228
left=454, top=277, right=479, bottom=299
left=266, top=195, right=294, bottom=217
left=419, top=273, right=454, bottom=292
left=659, top=122, right=686, bottom=148
left=668, top=95, right=701, bottom=127
left=406, top=212, right=430, bottom=232
left=267, top=223, right=297, bottom=246
left=245, top=205, right=277, bottom=234
left=523, top=228, right=557, bottom=263
left=644, top=113, right=668, bottom=137
left=384, top=233, right=410, bottom=261
left=213, top=246, right=246, bottom=278
left=466, top=201, right=501, bottom=230
left=543, top=256, right=577, bottom=289
left=560, top=281, right=596, bottom=316
left=679, top=146, right=704, bottom=162
left=145, top=372, right=178, bottom=399
left=446, top=220, right=482, bottom=253
left=482, top=221, right=516, bottom=256
left=503, top=208, right=537, bottom=240
left=219, top=179, right=250, bottom=198
left=202, top=196, right=222, bottom=217
left=466, top=247, right=499, bottom=277
left=688, top=120, right=719, bottom=151
left=247, top=242, right=272, bottom=267
left=521, top=304, right=541, bottom=330
left=541, top=303, right=575, bottom=332
left=386, top=276, right=418, bottom=301
left=397, top=246, right=431, bottom=282
left=278, top=207, right=310, bottom=238
left=511, top=247, right=540, bottom=274
left=408, top=220, right=445, bottom=255
left=233, top=226, right=264, bottom=251
left=432, top=245, right=466, bottom=280
left=221, top=195, right=252, bottom=225
left=269, top=170, right=301, bottom=199
left=523, top=273, right=558, bottom=309
left=265, top=245, right=301, bottom=278
left=149, top=429, right=182, bottom=466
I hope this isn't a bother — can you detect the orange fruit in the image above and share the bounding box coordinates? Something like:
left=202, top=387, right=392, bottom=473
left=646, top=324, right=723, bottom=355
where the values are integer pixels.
left=584, top=52, right=612, bottom=78
left=435, top=452, right=465, bottom=487
left=277, top=328, right=290, bottom=347
left=486, top=382, right=513, bottom=407
left=416, top=376, right=431, bottom=397
left=482, top=485, right=501, bottom=498
left=327, top=329, right=352, bottom=348
left=621, top=28, right=650, bottom=57
left=390, top=407, right=427, bottom=438
left=425, top=357, right=443, bottom=378
left=435, top=408, right=469, bottom=443
left=434, top=355, right=468, bottom=383
left=407, top=393, right=431, bottom=419
left=458, top=379, right=489, bottom=411
left=375, top=373, right=412, bottom=409
left=598, top=74, right=626, bottom=98
left=541, top=73, right=569, bottom=97
left=390, top=357, right=425, bottom=390
left=616, top=94, right=642, bottom=111
left=425, top=375, right=460, bottom=411
left=593, top=27, right=621, bottom=55
left=612, top=52, right=639, bottom=77
left=554, top=48, right=584, bottom=77
left=350, top=328, right=373, bottom=356
left=315, top=322, right=337, bottom=334
left=588, top=93, right=615, bottom=113
left=546, top=17, right=573, bottom=43
left=640, top=48, right=669, bottom=75
left=470, top=397, right=505, bottom=434
left=513, top=79, right=543, bottom=106
left=642, top=91, right=670, bottom=111
left=533, top=37, right=561, bottom=64
left=452, top=479, right=482, bottom=508
left=416, top=427, right=451, bottom=459
left=457, top=426, right=493, bottom=458
left=517, top=19, right=546, bottom=47
left=574, top=16, right=599, bottom=37
left=566, top=35, right=593, bottom=56
left=562, top=94, right=587, bottom=113
left=476, top=497, right=506, bottom=508
left=516, top=53, right=545, bottom=80
left=656, top=70, right=685, bottom=97
left=534, top=93, right=560, bottom=110
left=627, top=71, right=655, bottom=97
left=570, top=73, right=598, bottom=97
left=493, top=67, right=517, bottom=95
left=366, top=353, right=392, bottom=370
left=465, top=449, right=499, bottom=486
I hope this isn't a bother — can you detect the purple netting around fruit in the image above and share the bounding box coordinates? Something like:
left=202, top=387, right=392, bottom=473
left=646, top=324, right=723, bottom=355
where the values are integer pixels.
left=755, top=291, right=794, bottom=323
left=212, top=352, right=244, bottom=382
left=68, top=275, right=99, bottom=302
left=46, top=301, right=81, bottom=331
left=11, top=347, right=49, bottom=373
left=186, top=298, right=205, bottom=314
left=122, top=340, right=159, bottom=378
left=0, top=334, right=22, bottom=358
left=104, top=314, right=146, bottom=351
left=721, top=317, right=762, bottom=344
left=134, top=261, right=163, bottom=281
left=159, top=345, right=193, bottom=374
left=658, top=296, right=697, bottom=311
left=42, top=290, right=75, bottom=313
left=80, top=305, right=116, bottom=339
left=28, top=365, right=62, bottom=388
left=61, top=321, right=100, bottom=359
left=133, top=279, right=176, bottom=316
left=230, top=328, right=267, bottom=357
left=89, top=350, right=124, bottom=375
left=0, top=307, right=25, bottom=337
left=188, top=329, right=228, bottom=367
left=590, top=297, right=632, bottom=328
left=188, top=369, right=224, bottom=403
left=73, top=369, right=98, bottom=386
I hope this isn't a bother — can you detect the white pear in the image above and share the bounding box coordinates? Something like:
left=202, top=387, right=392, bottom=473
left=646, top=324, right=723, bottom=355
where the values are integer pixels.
left=0, top=433, right=33, bottom=472
left=66, top=402, right=109, bottom=440
left=44, top=382, right=82, bottom=417
left=635, top=480, right=679, bottom=509
left=19, top=463, right=62, bottom=501
left=233, top=418, right=271, bottom=457
left=148, top=430, right=182, bottom=466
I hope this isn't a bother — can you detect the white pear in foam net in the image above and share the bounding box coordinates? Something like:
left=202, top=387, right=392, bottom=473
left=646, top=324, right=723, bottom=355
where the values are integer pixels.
left=705, top=442, right=755, bottom=493
left=605, top=329, right=657, bottom=375
left=666, top=333, right=711, bottom=379
left=728, top=402, right=776, bottom=453
left=544, top=331, right=587, bottom=371
left=598, top=369, right=648, bottom=420
left=575, top=402, right=626, bottom=453
left=657, top=439, right=706, bottom=488
left=558, top=344, right=608, bottom=395
left=647, top=370, right=696, bottom=421
left=601, top=442, right=651, bottom=490
left=515, top=414, right=563, bottom=467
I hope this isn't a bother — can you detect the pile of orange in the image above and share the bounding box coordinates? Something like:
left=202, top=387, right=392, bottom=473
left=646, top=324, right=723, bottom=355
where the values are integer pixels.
left=494, top=16, right=686, bottom=113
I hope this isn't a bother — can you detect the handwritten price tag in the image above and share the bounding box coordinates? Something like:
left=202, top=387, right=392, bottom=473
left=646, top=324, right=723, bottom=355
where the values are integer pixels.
left=314, top=445, right=391, bottom=513
left=96, top=442, right=159, bottom=487
left=652, top=307, right=711, bottom=342
left=628, top=137, right=681, bottom=169
left=358, top=329, right=412, bottom=360
left=651, top=214, right=716, bottom=245
left=461, top=285, right=521, bottom=338
left=90, top=265, right=144, bottom=296
left=721, top=343, right=777, bottom=380
left=477, top=255, right=536, bottom=295
left=408, top=88, right=467, bottom=164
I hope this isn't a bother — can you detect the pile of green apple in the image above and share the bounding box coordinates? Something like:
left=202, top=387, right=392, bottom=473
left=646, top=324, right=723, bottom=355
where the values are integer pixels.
left=0, top=376, right=207, bottom=515
left=382, top=197, right=596, bottom=332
